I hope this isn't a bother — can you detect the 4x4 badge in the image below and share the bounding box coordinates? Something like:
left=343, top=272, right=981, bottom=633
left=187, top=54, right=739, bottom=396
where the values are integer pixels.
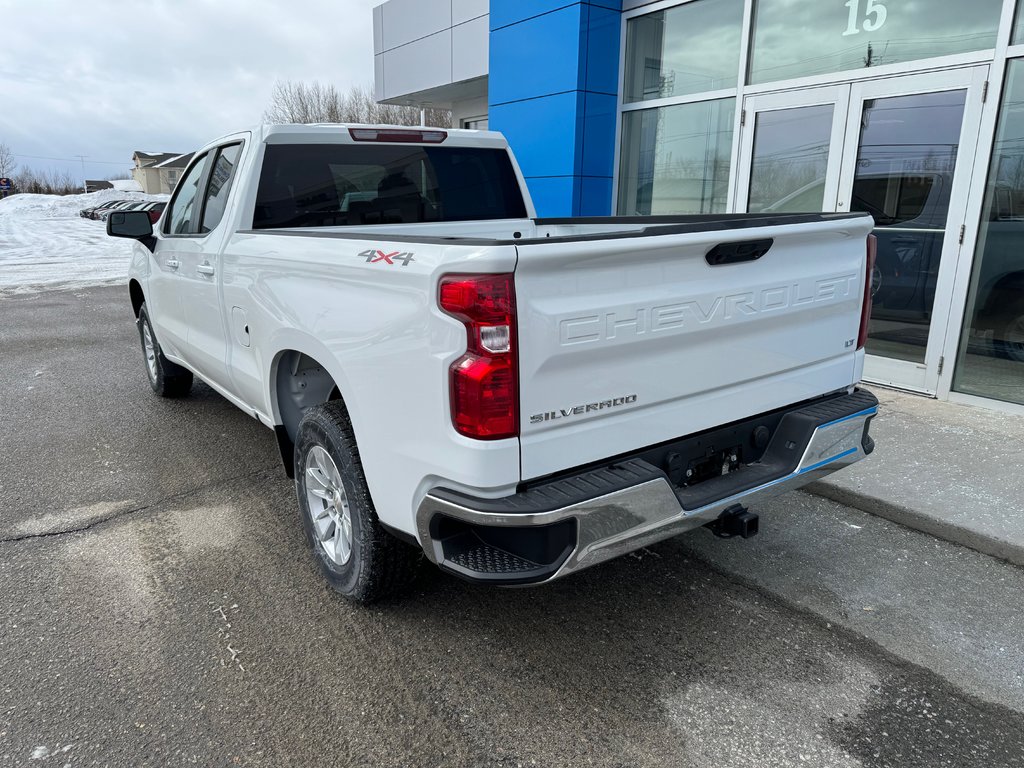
left=358, top=249, right=414, bottom=266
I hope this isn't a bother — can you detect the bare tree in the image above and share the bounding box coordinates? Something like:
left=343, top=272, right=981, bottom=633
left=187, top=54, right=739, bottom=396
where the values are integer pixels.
left=0, top=142, right=17, bottom=178
left=10, top=166, right=81, bottom=195
left=264, top=81, right=451, bottom=127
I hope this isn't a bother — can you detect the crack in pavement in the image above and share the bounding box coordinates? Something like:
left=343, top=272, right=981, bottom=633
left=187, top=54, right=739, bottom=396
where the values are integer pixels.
left=0, top=465, right=282, bottom=545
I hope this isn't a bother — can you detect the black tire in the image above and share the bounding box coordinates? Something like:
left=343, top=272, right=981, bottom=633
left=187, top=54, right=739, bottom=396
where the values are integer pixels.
left=993, top=300, right=1024, bottom=363
left=294, top=401, right=421, bottom=602
left=137, top=303, right=193, bottom=398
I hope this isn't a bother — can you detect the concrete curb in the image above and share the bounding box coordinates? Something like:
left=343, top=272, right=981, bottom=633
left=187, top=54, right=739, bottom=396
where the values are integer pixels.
left=804, top=481, right=1024, bottom=569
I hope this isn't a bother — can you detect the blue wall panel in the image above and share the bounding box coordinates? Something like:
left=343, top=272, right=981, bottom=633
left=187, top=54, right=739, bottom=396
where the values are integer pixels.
left=583, top=4, right=621, bottom=95
left=489, top=0, right=622, bottom=217
left=489, top=5, right=585, bottom=105
left=490, top=0, right=623, bottom=29
left=579, top=176, right=614, bottom=216
left=581, top=91, right=617, bottom=178
left=490, top=0, right=575, bottom=30
left=489, top=93, right=583, bottom=178
left=523, top=176, right=579, bottom=218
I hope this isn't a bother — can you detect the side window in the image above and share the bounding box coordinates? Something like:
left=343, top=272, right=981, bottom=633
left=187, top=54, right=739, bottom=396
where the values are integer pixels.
left=200, top=143, right=243, bottom=233
left=164, top=153, right=210, bottom=235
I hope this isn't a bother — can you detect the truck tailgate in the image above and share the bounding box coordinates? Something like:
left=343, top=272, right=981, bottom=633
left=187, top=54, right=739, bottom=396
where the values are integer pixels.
left=514, top=215, right=875, bottom=480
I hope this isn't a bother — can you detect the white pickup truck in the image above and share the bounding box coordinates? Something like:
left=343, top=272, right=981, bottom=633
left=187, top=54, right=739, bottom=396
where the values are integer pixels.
left=109, top=124, right=878, bottom=602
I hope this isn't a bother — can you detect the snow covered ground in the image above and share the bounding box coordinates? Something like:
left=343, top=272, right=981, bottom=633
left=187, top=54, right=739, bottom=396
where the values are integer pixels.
left=0, top=190, right=167, bottom=296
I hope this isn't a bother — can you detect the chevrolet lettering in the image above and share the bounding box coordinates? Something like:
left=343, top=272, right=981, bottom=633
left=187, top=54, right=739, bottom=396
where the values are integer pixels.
left=560, top=274, right=860, bottom=346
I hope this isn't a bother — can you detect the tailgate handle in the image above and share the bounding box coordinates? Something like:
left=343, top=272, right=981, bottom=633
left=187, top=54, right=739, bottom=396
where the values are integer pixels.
left=705, top=239, right=773, bottom=266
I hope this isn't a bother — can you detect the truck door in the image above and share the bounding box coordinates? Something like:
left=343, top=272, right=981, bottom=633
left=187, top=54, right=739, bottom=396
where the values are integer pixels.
left=177, top=142, right=244, bottom=392
left=150, top=152, right=212, bottom=360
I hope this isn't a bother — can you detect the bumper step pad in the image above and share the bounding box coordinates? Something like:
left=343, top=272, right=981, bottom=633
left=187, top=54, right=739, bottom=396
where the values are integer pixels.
left=447, top=543, right=539, bottom=575
left=436, top=528, right=568, bottom=583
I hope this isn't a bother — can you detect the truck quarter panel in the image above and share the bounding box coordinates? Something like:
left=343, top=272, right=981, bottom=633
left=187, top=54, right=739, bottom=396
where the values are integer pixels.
left=222, top=230, right=522, bottom=534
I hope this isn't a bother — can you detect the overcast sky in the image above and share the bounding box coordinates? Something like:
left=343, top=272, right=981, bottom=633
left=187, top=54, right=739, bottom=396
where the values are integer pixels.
left=0, top=0, right=379, bottom=182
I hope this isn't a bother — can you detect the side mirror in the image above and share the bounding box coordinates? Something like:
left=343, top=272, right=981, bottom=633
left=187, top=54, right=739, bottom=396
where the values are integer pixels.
left=107, top=209, right=155, bottom=251
left=107, top=210, right=154, bottom=239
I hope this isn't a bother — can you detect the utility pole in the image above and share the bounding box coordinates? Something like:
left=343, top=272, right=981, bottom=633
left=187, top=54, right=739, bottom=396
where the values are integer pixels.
left=75, top=155, right=87, bottom=192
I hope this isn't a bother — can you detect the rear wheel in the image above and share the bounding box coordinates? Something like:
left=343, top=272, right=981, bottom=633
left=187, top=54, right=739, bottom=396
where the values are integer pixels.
left=137, top=303, right=193, bottom=397
left=294, top=401, right=421, bottom=602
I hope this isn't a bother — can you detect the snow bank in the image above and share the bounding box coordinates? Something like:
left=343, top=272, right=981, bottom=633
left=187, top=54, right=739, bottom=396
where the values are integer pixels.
left=0, top=190, right=168, bottom=295
left=111, top=179, right=143, bottom=192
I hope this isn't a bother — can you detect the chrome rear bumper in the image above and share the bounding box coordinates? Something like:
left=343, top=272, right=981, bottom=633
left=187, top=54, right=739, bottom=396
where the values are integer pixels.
left=416, top=391, right=877, bottom=584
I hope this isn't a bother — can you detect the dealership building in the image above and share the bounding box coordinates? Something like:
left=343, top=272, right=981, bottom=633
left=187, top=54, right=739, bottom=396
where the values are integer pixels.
left=373, top=0, right=1024, bottom=411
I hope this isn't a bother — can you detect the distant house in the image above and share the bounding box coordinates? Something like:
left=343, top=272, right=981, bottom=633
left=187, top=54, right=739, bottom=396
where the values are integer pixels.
left=84, top=180, right=113, bottom=194
left=131, top=151, right=195, bottom=194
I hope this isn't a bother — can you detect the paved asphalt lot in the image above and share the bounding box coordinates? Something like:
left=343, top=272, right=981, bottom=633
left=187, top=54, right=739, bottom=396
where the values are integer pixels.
left=2, top=286, right=1023, bottom=767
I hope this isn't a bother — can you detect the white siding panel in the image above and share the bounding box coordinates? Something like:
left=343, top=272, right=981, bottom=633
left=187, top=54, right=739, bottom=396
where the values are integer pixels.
left=380, top=0, right=451, bottom=51
left=382, top=29, right=453, bottom=99
left=373, top=4, right=384, bottom=55
left=452, top=0, right=488, bottom=26
left=374, top=54, right=385, bottom=101
left=452, top=15, right=488, bottom=83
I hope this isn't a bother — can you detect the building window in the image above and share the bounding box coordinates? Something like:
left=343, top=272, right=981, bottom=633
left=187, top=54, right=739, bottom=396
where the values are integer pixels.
left=623, top=0, right=744, bottom=103
left=617, top=98, right=735, bottom=215
left=462, top=116, right=488, bottom=130
left=953, top=59, right=1024, bottom=406
left=748, top=0, right=1002, bottom=85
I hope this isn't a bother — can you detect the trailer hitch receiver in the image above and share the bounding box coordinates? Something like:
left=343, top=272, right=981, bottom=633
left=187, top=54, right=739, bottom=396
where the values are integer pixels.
left=709, top=504, right=759, bottom=539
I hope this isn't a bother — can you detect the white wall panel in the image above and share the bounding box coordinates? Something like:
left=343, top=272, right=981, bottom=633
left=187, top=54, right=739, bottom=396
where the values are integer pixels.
left=373, top=4, right=384, bottom=54
left=452, top=0, right=488, bottom=26
left=452, top=15, right=489, bottom=83
left=380, top=0, right=452, bottom=51
left=374, top=54, right=386, bottom=101
left=373, top=0, right=490, bottom=104
left=382, top=29, right=453, bottom=100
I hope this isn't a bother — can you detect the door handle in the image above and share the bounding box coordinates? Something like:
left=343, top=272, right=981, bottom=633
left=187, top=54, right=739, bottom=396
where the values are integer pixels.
left=166, top=259, right=180, bottom=270
left=196, top=263, right=216, bottom=276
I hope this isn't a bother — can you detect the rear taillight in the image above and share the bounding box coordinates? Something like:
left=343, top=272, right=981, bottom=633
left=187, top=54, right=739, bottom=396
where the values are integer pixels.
left=348, top=128, right=447, bottom=144
left=439, top=273, right=518, bottom=440
left=857, top=234, right=877, bottom=351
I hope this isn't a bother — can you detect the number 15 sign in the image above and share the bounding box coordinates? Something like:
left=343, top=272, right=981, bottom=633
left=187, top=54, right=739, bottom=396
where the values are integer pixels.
left=844, top=0, right=888, bottom=36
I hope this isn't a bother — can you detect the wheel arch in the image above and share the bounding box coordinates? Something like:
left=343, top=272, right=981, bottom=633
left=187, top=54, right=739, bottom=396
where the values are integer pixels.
left=269, top=346, right=348, bottom=478
left=128, top=279, right=145, bottom=318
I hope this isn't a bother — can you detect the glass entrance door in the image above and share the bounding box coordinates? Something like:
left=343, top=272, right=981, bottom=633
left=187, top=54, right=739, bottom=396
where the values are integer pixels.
left=838, top=69, right=987, bottom=392
left=737, top=67, right=988, bottom=393
left=735, top=85, right=850, bottom=215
